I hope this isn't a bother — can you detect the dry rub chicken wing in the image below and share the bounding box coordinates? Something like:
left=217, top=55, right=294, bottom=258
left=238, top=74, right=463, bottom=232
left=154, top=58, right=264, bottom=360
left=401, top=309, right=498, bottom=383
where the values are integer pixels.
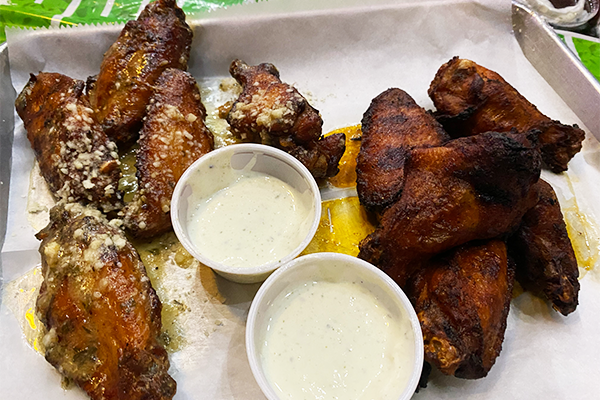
left=123, top=68, right=214, bottom=238
left=356, top=88, right=450, bottom=213
left=407, top=239, right=514, bottom=379
left=226, top=59, right=345, bottom=178
left=358, top=131, right=541, bottom=287
left=15, top=72, right=122, bottom=212
left=428, top=57, right=585, bottom=173
left=508, top=179, right=580, bottom=315
left=36, top=203, right=175, bottom=400
left=87, top=0, right=192, bottom=144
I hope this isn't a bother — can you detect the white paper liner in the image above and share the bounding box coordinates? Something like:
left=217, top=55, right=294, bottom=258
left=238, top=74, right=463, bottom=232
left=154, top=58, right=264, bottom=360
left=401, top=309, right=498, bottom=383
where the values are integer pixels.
left=2, top=1, right=600, bottom=399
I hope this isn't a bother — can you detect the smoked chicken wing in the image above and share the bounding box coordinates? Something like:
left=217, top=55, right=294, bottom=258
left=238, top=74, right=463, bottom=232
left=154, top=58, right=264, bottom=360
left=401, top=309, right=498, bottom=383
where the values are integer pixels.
left=36, top=203, right=175, bottom=400
left=226, top=59, right=345, bottom=178
left=358, top=131, right=541, bottom=287
left=407, top=239, right=514, bottom=379
left=508, top=179, right=580, bottom=315
left=428, top=57, right=584, bottom=172
left=356, top=88, right=450, bottom=213
left=87, top=0, right=192, bottom=144
left=123, top=68, right=214, bottom=238
left=15, top=72, right=122, bottom=212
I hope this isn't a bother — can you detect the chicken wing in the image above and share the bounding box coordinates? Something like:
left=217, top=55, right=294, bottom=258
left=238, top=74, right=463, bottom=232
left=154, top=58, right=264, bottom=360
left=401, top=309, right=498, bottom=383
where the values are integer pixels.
left=36, top=203, right=175, bottom=399
left=356, top=88, right=450, bottom=213
left=428, top=57, right=585, bottom=172
left=87, top=0, right=192, bottom=144
left=123, top=68, right=214, bottom=238
left=15, top=72, right=122, bottom=212
left=406, top=239, right=514, bottom=379
left=508, top=179, right=580, bottom=315
left=358, top=131, right=541, bottom=287
left=226, top=59, right=345, bottom=178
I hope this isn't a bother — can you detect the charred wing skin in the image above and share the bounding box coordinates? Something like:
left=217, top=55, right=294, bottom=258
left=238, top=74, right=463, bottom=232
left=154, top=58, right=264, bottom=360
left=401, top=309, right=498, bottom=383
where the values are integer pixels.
left=227, top=59, right=345, bottom=178
left=407, top=240, right=514, bottom=379
left=358, top=132, right=541, bottom=287
left=36, top=203, right=176, bottom=400
left=508, top=179, right=580, bottom=315
left=15, top=72, right=122, bottom=212
left=88, top=0, right=192, bottom=144
left=124, top=69, right=214, bottom=239
left=356, top=88, right=450, bottom=213
left=428, top=57, right=584, bottom=172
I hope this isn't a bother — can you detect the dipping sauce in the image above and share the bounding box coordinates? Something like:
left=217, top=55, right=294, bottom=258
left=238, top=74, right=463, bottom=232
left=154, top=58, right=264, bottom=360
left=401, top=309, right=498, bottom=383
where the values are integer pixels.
left=187, top=170, right=311, bottom=268
left=261, top=280, right=415, bottom=400
left=524, top=0, right=598, bottom=27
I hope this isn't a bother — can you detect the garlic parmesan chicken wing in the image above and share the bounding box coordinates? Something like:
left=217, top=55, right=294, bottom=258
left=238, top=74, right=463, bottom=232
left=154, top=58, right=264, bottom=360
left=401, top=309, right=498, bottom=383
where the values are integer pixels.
left=428, top=57, right=585, bottom=172
left=357, top=88, right=450, bottom=213
left=407, top=240, right=514, bottom=379
left=36, top=203, right=175, bottom=400
left=124, top=69, right=214, bottom=238
left=15, top=72, right=122, bottom=212
left=358, top=131, right=541, bottom=287
left=227, top=59, right=345, bottom=178
left=87, top=0, right=192, bottom=144
left=508, top=179, right=580, bottom=315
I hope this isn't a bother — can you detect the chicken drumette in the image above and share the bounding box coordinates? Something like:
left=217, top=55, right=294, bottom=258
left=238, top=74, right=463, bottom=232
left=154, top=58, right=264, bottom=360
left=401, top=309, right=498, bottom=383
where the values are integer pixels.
left=226, top=59, right=345, bottom=178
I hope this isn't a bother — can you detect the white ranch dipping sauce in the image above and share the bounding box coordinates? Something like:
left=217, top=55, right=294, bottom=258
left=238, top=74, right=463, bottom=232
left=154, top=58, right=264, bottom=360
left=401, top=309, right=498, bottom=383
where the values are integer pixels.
left=262, top=280, right=415, bottom=400
left=187, top=170, right=311, bottom=268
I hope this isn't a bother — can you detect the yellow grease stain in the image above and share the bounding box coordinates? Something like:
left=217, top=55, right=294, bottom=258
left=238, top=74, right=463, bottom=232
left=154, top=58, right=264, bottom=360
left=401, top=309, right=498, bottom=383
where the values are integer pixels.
left=302, top=196, right=375, bottom=257
left=326, top=125, right=362, bottom=189
left=25, top=307, right=37, bottom=330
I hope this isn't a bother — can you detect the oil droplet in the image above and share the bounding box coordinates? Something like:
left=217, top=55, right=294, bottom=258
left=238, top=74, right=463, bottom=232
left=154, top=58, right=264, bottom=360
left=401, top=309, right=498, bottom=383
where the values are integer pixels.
left=25, top=307, right=37, bottom=330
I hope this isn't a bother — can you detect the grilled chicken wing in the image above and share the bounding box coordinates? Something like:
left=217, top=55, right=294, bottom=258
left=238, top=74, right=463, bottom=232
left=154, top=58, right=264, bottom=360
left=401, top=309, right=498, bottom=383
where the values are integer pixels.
left=87, top=0, right=192, bottom=144
left=508, top=179, right=580, bottom=315
left=36, top=203, right=175, bottom=400
left=226, top=59, right=345, bottom=178
left=15, top=72, right=122, bottom=212
left=356, top=88, right=450, bottom=213
left=407, top=239, right=514, bottom=379
left=428, top=57, right=585, bottom=172
left=358, top=131, right=541, bottom=287
left=123, top=69, right=214, bottom=238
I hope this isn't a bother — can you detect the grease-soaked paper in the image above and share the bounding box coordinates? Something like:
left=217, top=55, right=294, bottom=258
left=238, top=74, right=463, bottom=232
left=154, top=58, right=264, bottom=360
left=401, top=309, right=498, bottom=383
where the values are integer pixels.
left=2, top=0, right=600, bottom=399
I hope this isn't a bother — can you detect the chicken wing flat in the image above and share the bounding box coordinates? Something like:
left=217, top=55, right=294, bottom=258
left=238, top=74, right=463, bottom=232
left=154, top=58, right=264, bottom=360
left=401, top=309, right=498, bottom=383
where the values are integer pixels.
left=226, top=59, right=345, bottom=178
left=124, top=69, right=214, bottom=238
left=407, top=239, right=514, bottom=379
left=36, top=203, right=175, bottom=399
left=508, top=179, right=580, bottom=315
left=15, top=72, right=122, bottom=212
left=428, top=57, right=585, bottom=173
left=87, top=0, right=192, bottom=144
left=358, top=131, right=541, bottom=287
left=356, top=88, right=450, bottom=213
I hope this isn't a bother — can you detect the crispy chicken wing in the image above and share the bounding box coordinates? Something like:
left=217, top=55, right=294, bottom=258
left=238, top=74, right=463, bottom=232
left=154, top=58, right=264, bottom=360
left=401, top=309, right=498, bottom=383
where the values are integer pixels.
left=356, top=88, right=450, bottom=213
left=123, top=69, right=214, bottom=238
left=15, top=72, right=122, bottom=212
left=508, top=179, right=580, bottom=315
left=36, top=203, right=175, bottom=400
left=226, top=59, right=345, bottom=178
left=407, top=239, right=514, bottom=379
left=428, top=57, right=585, bottom=172
left=358, top=131, right=541, bottom=287
left=87, top=0, right=192, bottom=144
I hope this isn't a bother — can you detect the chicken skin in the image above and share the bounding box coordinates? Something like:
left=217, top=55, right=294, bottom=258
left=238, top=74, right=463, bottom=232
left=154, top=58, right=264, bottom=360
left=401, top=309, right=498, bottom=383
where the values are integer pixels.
left=508, top=179, right=580, bottom=315
left=123, top=69, right=214, bottom=239
left=428, top=57, right=585, bottom=172
left=36, top=203, right=175, bottom=400
left=407, top=239, right=514, bottom=379
left=87, top=0, right=192, bottom=144
left=356, top=88, right=450, bottom=213
left=226, top=59, right=345, bottom=178
left=15, top=72, right=122, bottom=212
left=358, top=131, right=541, bottom=287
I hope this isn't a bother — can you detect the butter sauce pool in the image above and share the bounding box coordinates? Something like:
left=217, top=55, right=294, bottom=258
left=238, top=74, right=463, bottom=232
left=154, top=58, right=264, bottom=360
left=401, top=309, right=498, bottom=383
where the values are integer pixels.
left=262, top=280, right=415, bottom=400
